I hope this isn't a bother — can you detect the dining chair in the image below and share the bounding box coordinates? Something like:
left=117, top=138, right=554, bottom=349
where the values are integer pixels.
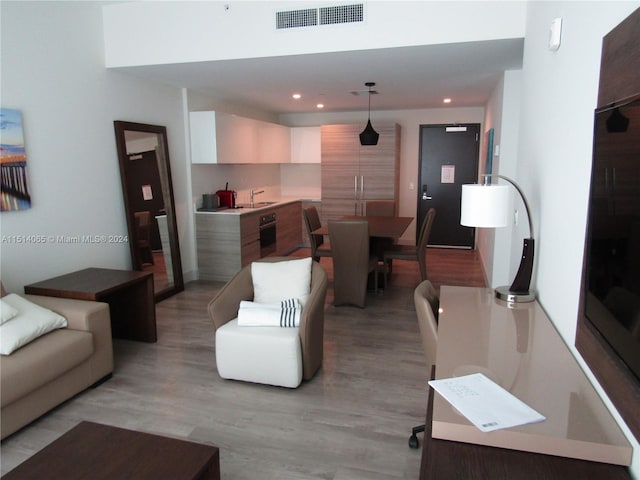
left=303, top=206, right=332, bottom=262
left=408, top=279, right=439, bottom=449
left=134, top=211, right=154, bottom=266
left=366, top=200, right=397, bottom=272
left=328, top=219, right=379, bottom=308
left=383, top=207, right=436, bottom=286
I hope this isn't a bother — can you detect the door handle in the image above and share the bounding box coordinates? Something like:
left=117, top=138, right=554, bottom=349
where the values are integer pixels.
left=422, top=185, right=432, bottom=200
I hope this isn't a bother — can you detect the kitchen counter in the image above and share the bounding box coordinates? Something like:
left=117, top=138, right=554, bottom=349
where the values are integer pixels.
left=195, top=198, right=308, bottom=281
left=195, top=197, right=318, bottom=215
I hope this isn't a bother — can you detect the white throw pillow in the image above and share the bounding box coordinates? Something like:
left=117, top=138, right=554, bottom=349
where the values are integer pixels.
left=0, top=298, right=19, bottom=325
left=251, top=257, right=312, bottom=307
left=0, top=294, right=68, bottom=355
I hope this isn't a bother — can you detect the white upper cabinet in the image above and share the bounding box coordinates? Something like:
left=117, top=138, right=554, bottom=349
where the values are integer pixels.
left=190, top=111, right=217, bottom=164
left=190, top=111, right=290, bottom=164
left=257, top=121, right=291, bottom=164
left=290, top=127, right=321, bottom=164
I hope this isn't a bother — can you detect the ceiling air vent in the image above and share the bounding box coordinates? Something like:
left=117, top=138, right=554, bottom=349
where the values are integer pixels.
left=276, top=4, right=364, bottom=30
left=320, top=4, right=363, bottom=25
left=276, top=8, right=318, bottom=29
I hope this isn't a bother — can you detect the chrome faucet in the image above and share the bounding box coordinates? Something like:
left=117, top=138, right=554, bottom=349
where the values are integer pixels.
left=249, top=188, right=264, bottom=207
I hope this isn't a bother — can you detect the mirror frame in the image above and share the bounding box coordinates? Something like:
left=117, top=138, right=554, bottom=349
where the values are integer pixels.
left=114, top=120, right=184, bottom=301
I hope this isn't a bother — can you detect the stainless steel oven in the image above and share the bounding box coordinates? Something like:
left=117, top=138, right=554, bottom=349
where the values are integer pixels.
left=259, top=212, right=276, bottom=257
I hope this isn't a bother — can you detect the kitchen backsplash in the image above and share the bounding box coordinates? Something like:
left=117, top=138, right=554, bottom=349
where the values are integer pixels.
left=191, top=163, right=321, bottom=208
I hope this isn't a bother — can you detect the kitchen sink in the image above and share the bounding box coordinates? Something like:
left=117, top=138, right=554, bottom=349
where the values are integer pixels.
left=233, top=201, right=278, bottom=209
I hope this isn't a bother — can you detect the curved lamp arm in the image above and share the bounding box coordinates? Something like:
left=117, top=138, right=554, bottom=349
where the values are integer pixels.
left=481, top=174, right=534, bottom=239
left=480, top=174, right=535, bottom=302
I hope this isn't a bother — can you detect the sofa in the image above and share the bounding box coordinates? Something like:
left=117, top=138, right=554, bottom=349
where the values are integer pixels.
left=0, top=292, right=114, bottom=439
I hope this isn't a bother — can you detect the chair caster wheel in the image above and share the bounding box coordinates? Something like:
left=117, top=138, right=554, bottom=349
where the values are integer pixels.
left=408, top=434, right=420, bottom=449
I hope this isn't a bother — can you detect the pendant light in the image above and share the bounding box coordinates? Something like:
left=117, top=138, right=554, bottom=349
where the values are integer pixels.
left=359, top=82, right=379, bottom=145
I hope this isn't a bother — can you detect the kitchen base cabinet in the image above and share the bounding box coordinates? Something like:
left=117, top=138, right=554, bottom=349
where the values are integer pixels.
left=196, top=201, right=303, bottom=282
left=240, top=214, right=261, bottom=265
left=196, top=213, right=260, bottom=282
left=274, top=202, right=302, bottom=255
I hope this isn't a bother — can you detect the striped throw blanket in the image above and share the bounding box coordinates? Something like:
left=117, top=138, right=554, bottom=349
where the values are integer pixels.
left=237, top=298, right=302, bottom=327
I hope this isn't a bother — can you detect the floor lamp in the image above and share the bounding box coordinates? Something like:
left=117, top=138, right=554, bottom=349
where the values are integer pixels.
left=460, top=174, right=535, bottom=303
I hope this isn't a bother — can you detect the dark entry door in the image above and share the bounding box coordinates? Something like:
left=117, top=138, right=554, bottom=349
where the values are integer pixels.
left=417, top=124, right=479, bottom=248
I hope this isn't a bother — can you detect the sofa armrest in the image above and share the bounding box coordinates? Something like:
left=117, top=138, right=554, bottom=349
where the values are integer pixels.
left=299, top=261, right=328, bottom=380
left=23, top=294, right=114, bottom=380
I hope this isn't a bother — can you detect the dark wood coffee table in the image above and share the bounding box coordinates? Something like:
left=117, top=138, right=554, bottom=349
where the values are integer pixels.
left=2, top=421, right=220, bottom=480
left=24, top=267, right=156, bottom=342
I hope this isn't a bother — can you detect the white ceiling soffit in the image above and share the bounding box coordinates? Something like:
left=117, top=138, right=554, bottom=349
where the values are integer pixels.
left=113, top=38, right=524, bottom=115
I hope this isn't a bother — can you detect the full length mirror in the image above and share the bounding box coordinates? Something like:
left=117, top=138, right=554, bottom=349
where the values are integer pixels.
left=114, top=121, right=184, bottom=301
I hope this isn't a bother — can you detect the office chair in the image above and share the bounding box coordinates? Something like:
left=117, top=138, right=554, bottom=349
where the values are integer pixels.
left=409, top=279, right=439, bottom=448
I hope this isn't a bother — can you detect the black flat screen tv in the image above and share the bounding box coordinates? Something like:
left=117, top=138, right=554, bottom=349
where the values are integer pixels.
left=585, top=92, right=640, bottom=381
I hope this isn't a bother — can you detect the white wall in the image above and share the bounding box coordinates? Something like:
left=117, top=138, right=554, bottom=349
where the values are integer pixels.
left=480, top=69, right=523, bottom=288
left=0, top=2, right=192, bottom=291
left=517, top=1, right=640, bottom=474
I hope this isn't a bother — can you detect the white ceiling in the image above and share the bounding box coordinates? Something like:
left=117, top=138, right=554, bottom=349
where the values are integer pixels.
left=115, top=38, right=524, bottom=115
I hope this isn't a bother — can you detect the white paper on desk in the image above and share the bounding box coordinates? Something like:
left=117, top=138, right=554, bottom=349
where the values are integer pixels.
left=428, top=373, right=545, bottom=432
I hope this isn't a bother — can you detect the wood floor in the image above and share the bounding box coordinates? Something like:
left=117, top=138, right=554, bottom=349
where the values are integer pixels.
left=0, top=248, right=485, bottom=479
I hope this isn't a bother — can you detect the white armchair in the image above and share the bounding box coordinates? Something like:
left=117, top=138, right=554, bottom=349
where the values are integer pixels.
left=208, top=257, right=328, bottom=388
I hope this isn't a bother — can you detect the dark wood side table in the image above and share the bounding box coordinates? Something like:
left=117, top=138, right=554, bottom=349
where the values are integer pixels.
left=24, top=267, right=156, bottom=342
left=2, top=421, right=220, bottom=480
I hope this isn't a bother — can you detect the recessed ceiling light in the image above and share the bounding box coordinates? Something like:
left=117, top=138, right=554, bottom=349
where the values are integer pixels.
left=443, top=98, right=452, bottom=104
left=316, top=103, right=324, bottom=109
left=292, top=93, right=301, bottom=100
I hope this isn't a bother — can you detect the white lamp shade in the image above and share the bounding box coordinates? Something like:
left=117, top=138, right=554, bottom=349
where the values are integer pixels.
left=460, top=184, right=510, bottom=228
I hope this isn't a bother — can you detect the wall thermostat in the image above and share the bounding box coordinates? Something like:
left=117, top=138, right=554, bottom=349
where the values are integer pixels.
left=549, top=17, right=562, bottom=51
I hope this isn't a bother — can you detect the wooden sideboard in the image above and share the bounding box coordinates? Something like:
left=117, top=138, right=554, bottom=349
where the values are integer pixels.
left=420, top=286, right=632, bottom=479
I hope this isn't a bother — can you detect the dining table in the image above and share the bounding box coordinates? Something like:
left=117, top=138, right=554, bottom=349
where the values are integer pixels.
left=311, top=215, right=413, bottom=239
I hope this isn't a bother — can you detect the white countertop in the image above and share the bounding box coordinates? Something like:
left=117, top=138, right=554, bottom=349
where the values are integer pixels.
left=195, top=197, right=319, bottom=215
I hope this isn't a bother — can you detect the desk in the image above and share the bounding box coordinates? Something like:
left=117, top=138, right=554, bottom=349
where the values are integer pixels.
left=312, top=215, right=412, bottom=238
left=420, top=286, right=632, bottom=478
left=24, top=268, right=156, bottom=343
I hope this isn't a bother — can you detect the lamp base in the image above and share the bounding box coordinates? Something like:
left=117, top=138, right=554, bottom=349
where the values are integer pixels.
left=495, top=285, right=535, bottom=303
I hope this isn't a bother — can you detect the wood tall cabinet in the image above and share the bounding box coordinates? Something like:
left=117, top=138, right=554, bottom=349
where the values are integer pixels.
left=320, top=123, right=400, bottom=222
